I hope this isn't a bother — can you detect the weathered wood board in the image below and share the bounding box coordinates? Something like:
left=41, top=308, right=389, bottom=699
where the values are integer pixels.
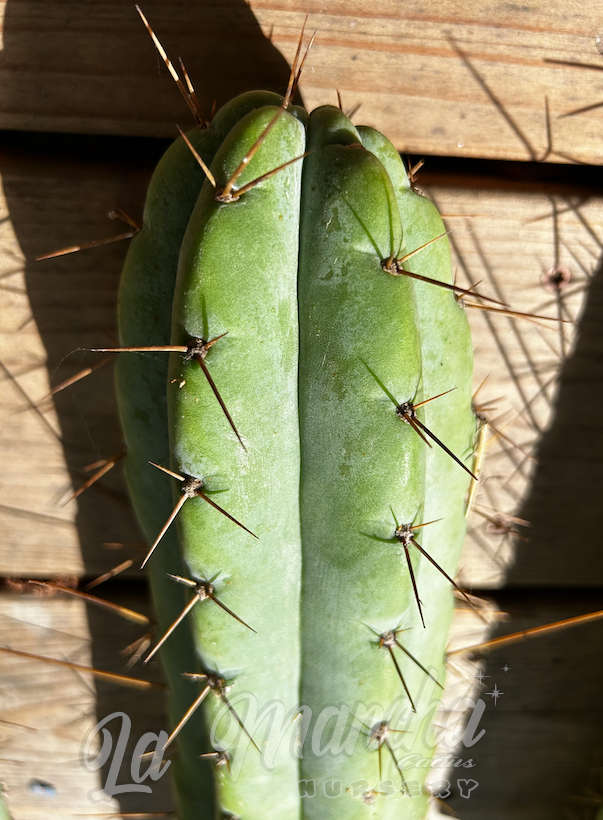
left=0, top=587, right=173, bottom=820
left=0, top=138, right=600, bottom=586
left=0, top=140, right=151, bottom=579
left=444, top=591, right=603, bottom=819
left=428, top=171, right=603, bottom=588
left=1, top=3, right=603, bottom=818
left=2, top=589, right=603, bottom=819
left=2, top=134, right=603, bottom=818
left=0, top=1, right=601, bottom=163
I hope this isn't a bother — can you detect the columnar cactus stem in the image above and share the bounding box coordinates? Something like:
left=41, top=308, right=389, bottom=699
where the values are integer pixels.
left=166, top=102, right=305, bottom=817
left=114, top=90, right=475, bottom=818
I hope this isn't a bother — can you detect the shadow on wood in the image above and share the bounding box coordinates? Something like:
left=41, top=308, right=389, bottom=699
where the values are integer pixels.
left=0, top=0, right=297, bottom=137
left=0, top=2, right=297, bottom=817
left=447, top=245, right=603, bottom=818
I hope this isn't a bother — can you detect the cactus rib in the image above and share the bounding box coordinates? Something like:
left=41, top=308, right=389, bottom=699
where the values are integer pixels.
left=114, top=89, right=476, bottom=818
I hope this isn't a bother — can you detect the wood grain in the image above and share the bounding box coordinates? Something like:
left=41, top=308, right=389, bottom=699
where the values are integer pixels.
left=444, top=591, right=603, bottom=820
left=0, top=5, right=602, bottom=812
left=0, top=142, right=150, bottom=577
left=1, top=138, right=601, bottom=586
left=0, top=1, right=601, bottom=163
left=427, top=171, right=603, bottom=588
left=0, top=587, right=172, bottom=820
left=3, top=588, right=602, bottom=819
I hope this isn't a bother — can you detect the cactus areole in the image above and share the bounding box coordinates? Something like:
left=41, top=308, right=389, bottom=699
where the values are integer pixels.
left=115, top=90, right=476, bottom=820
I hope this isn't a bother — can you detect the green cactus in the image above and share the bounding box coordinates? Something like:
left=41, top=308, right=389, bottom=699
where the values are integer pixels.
left=114, top=89, right=302, bottom=820
left=114, top=80, right=476, bottom=819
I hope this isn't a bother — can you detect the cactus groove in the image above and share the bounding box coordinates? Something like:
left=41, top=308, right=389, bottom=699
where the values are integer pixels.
left=115, top=87, right=476, bottom=819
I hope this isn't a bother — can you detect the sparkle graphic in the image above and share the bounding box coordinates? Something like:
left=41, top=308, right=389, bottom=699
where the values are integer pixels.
left=486, top=684, right=504, bottom=705
left=472, top=670, right=491, bottom=684
left=501, top=664, right=512, bottom=674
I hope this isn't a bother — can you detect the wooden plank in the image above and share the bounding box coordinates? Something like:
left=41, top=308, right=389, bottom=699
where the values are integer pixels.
left=1, top=139, right=601, bottom=585
left=0, top=1, right=601, bottom=163
left=0, top=586, right=172, bottom=819
left=0, top=140, right=151, bottom=577
left=424, top=168, right=603, bottom=588
left=3, top=588, right=602, bottom=819
left=444, top=591, right=603, bottom=819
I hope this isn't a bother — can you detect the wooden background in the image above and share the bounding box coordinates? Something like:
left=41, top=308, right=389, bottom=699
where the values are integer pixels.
left=1, top=1, right=603, bottom=818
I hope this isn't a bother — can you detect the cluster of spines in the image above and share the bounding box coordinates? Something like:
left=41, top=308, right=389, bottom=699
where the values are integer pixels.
left=114, top=49, right=477, bottom=809
left=30, top=11, right=577, bottom=820
left=46, top=25, right=481, bottom=805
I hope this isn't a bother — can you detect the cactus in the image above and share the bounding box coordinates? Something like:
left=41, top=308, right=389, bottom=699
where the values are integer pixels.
left=8, top=15, right=602, bottom=820
left=109, top=45, right=480, bottom=815
left=114, top=90, right=304, bottom=819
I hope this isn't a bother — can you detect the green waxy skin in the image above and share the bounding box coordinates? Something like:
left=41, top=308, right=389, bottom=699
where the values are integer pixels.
left=115, top=95, right=475, bottom=820
left=299, top=107, right=436, bottom=820
left=358, top=126, right=475, bottom=622
left=167, top=105, right=305, bottom=819
left=116, top=125, right=222, bottom=820
left=211, top=90, right=308, bottom=136
left=358, top=126, right=476, bottom=808
left=115, top=92, right=301, bottom=820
